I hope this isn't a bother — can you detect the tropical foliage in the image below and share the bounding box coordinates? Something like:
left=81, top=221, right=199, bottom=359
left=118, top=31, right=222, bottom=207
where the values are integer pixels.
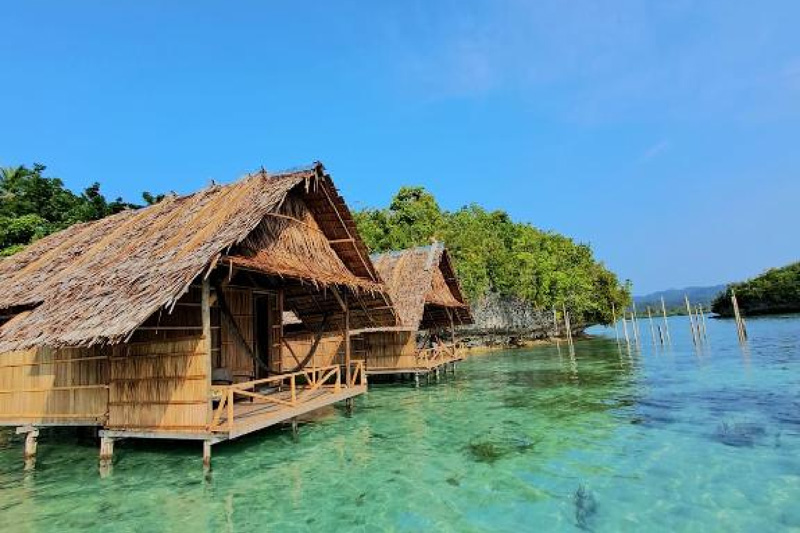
left=354, top=186, right=631, bottom=325
left=0, top=164, right=161, bottom=257
left=712, top=262, right=800, bottom=316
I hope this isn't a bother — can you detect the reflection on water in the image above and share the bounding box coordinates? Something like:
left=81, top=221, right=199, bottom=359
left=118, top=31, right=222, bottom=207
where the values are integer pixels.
left=1, top=315, right=799, bottom=531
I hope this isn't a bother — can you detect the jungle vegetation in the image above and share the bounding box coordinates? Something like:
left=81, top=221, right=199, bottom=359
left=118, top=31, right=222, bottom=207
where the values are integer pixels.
left=0, top=164, right=161, bottom=257
left=0, top=166, right=630, bottom=325
left=712, top=262, right=800, bottom=317
left=354, top=186, right=631, bottom=325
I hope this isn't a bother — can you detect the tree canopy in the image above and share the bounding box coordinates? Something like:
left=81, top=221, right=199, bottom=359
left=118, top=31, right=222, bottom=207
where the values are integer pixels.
left=0, top=164, right=160, bottom=257
left=354, top=186, right=631, bottom=325
left=711, top=262, right=800, bottom=317
left=0, top=166, right=630, bottom=325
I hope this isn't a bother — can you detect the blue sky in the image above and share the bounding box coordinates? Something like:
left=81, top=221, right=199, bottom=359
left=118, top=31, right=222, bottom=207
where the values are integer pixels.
left=2, top=1, right=798, bottom=294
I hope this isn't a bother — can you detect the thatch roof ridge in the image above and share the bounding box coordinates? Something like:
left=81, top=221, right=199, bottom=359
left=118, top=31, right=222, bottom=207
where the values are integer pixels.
left=0, top=162, right=389, bottom=352
left=367, top=242, right=472, bottom=331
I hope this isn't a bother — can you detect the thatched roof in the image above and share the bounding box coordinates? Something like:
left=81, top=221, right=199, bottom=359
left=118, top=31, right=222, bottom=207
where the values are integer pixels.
left=0, top=163, right=395, bottom=352
left=362, top=243, right=473, bottom=332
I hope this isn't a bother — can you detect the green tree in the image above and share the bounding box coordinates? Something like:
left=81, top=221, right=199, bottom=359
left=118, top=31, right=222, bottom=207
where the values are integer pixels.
left=0, top=163, right=145, bottom=256
left=355, top=186, right=631, bottom=325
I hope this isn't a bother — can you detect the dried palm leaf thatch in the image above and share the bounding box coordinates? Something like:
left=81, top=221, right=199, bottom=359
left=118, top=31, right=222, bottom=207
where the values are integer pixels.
left=0, top=163, right=392, bottom=352
left=365, top=243, right=473, bottom=332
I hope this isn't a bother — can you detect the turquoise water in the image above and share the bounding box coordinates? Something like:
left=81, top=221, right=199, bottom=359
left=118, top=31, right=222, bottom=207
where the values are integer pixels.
left=1, top=314, right=799, bottom=532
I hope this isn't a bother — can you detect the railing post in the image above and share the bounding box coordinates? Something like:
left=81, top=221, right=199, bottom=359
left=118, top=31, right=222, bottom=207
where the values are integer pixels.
left=290, top=374, right=296, bottom=405
left=227, top=389, right=234, bottom=433
left=335, top=366, right=341, bottom=393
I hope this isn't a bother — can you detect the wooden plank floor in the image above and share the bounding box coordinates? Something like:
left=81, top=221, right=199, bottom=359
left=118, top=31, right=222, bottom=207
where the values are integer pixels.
left=100, top=385, right=366, bottom=442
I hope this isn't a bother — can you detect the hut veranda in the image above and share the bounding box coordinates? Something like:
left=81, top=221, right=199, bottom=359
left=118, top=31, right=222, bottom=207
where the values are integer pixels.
left=0, top=163, right=397, bottom=467
left=281, top=243, right=473, bottom=386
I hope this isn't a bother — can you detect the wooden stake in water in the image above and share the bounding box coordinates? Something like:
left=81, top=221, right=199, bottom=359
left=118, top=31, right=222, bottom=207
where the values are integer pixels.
left=562, top=303, right=575, bottom=355
left=631, top=301, right=642, bottom=344
left=697, top=304, right=708, bottom=339
left=660, top=296, right=671, bottom=344
left=732, top=290, right=748, bottom=342
left=630, top=311, right=641, bottom=346
left=611, top=302, right=620, bottom=345
left=685, top=295, right=698, bottom=344
left=622, top=313, right=631, bottom=347
left=552, top=308, right=559, bottom=337
left=647, top=306, right=657, bottom=345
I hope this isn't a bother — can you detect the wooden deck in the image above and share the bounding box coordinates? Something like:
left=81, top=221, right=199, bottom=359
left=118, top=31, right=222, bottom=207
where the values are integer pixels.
left=101, top=363, right=366, bottom=443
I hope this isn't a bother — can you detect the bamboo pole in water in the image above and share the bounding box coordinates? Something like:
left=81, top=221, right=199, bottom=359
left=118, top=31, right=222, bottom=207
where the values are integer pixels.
left=685, top=295, right=698, bottom=345
left=611, top=302, right=620, bottom=345
left=621, top=313, right=631, bottom=348
left=631, top=301, right=642, bottom=344
left=699, top=304, right=709, bottom=338
left=552, top=308, right=559, bottom=337
left=696, top=304, right=708, bottom=339
left=692, top=305, right=701, bottom=342
left=647, top=306, right=657, bottom=345
left=732, top=290, right=748, bottom=342
left=630, top=311, right=640, bottom=346
left=562, top=303, right=574, bottom=349
left=660, top=296, right=671, bottom=344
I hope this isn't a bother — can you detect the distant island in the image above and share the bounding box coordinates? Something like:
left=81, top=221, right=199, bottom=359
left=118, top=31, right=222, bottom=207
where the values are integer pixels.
left=634, top=284, right=727, bottom=316
left=711, top=262, right=800, bottom=317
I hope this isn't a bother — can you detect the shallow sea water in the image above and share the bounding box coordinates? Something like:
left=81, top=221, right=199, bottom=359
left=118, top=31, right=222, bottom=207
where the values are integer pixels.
left=1, top=314, right=799, bottom=532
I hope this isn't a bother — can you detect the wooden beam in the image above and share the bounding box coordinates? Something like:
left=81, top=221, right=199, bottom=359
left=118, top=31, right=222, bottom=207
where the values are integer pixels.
left=202, top=278, right=212, bottom=426
left=329, top=285, right=348, bottom=313
left=345, top=292, right=352, bottom=387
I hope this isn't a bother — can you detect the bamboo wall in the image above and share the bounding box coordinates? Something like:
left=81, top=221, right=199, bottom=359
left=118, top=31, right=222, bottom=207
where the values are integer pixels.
left=362, top=332, right=418, bottom=370
left=0, top=346, right=109, bottom=425
left=107, top=336, right=209, bottom=431
left=0, top=283, right=286, bottom=431
left=280, top=332, right=344, bottom=371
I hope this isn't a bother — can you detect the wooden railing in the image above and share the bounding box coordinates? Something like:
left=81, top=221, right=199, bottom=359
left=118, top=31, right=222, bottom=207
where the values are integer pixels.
left=416, top=342, right=459, bottom=368
left=208, top=361, right=366, bottom=433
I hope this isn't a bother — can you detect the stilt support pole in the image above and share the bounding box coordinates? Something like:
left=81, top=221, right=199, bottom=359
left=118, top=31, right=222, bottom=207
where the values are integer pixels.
left=203, top=440, right=212, bottom=470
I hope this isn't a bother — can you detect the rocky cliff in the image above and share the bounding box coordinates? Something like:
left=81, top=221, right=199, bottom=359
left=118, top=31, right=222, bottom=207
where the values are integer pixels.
left=457, top=293, right=578, bottom=348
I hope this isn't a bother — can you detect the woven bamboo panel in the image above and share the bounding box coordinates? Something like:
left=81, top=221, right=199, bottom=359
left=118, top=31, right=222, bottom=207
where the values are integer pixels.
left=280, top=332, right=344, bottom=371
left=363, top=332, right=418, bottom=369
left=0, top=346, right=109, bottom=425
left=107, top=337, right=208, bottom=430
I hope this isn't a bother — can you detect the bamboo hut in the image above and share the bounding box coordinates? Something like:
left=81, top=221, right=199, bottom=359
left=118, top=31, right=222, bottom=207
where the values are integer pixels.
left=282, top=244, right=472, bottom=383
left=0, top=162, right=396, bottom=465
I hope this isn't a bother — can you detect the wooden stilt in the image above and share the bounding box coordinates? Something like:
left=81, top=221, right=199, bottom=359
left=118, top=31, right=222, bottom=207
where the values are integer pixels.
left=291, top=417, right=299, bottom=440
left=611, top=302, right=620, bottom=345
left=99, top=436, right=114, bottom=463
left=20, top=427, right=39, bottom=468
left=414, top=373, right=420, bottom=388
left=345, top=397, right=354, bottom=415
left=202, top=440, right=212, bottom=470
left=344, top=293, right=352, bottom=387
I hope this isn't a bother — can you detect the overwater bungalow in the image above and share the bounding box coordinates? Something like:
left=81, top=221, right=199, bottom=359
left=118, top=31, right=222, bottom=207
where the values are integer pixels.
left=360, top=244, right=473, bottom=383
left=281, top=244, right=473, bottom=385
left=0, top=162, right=396, bottom=466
